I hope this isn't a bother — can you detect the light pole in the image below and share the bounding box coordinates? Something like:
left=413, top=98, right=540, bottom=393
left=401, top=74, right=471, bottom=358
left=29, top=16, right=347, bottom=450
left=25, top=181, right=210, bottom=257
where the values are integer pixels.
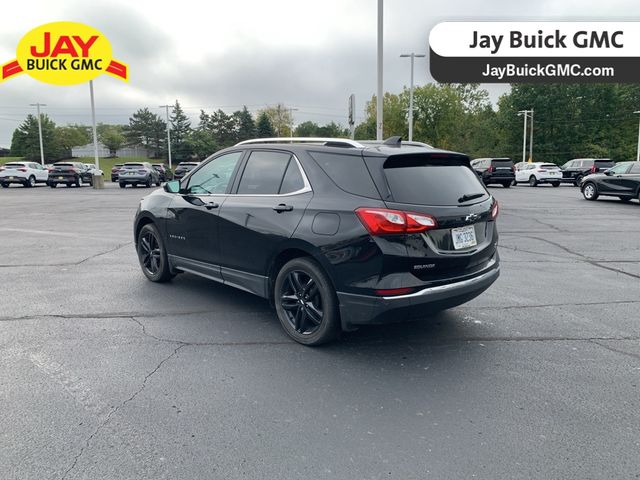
left=376, top=0, right=383, bottom=140
left=288, top=107, right=299, bottom=139
left=29, top=102, right=46, bottom=165
left=634, top=111, right=640, bottom=161
left=518, top=109, right=533, bottom=163
left=400, top=53, right=425, bottom=141
left=529, top=109, right=534, bottom=162
left=159, top=105, right=172, bottom=169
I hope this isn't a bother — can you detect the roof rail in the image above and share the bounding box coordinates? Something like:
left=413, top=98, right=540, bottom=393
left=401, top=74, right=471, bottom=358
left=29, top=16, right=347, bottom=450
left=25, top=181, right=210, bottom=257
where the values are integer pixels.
left=235, top=137, right=365, bottom=148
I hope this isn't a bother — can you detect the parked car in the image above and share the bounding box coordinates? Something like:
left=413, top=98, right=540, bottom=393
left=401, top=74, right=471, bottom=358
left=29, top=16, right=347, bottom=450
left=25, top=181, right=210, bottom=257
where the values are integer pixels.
left=133, top=137, right=500, bottom=345
left=173, top=162, right=199, bottom=180
left=47, top=162, right=94, bottom=188
left=118, top=162, right=161, bottom=188
left=581, top=161, right=640, bottom=202
left=515, top=162, right=562, bottom=187
left=0, top=161, right=49, bottom=187
left=471, top=158, right=515, bottom=187
left=561, top=158, right=615, bottom=186
left=83, top=163, right=104, bottom=176
left=152, top=163, right=171, bottom=182
left=111, top=164, right=124, bottom=182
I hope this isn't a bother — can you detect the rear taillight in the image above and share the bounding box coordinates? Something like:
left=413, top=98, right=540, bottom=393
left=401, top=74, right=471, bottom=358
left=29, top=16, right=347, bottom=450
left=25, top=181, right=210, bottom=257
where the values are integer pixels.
left=487, top=166, right=494, bottom=173
left=138, top=169, right=147, bottom=174
left=490, top=200, right=499, bottom=220
left=355, top=208, right=437, bottom=235
left=590, top=165, right=596, bottom=173
left=18, top=168, right=27, bottom=172
left=0, top=167, right=4, bottom=171
left=511, top=166, right=515, bottom=172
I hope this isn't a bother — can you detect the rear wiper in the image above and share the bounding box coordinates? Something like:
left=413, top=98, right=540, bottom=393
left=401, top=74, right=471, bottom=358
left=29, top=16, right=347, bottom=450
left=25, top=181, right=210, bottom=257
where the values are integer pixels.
left=458, top=192, right=485, bottom=203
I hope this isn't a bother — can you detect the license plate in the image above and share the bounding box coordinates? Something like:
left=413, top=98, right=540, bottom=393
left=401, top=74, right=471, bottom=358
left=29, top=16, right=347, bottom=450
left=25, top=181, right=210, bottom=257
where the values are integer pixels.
left=9, top=176, right=14, bottom=180
left=451, top=225, right=477, bottom=250
left=548, top=171, right=558, bottom=175
left=58, top=176, right=64, bottom=180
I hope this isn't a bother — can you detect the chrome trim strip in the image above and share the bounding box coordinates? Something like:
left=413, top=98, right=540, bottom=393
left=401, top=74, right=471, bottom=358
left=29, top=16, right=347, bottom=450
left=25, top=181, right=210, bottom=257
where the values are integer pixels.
left=381, top=266, right=500, bottom=301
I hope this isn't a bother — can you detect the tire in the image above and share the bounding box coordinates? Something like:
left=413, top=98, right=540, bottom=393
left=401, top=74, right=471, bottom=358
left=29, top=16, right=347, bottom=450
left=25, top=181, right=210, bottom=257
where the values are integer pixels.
left=25, top=175, right=36, bottom=188
left=618, top=196, right=631, bottom=202
left=49, top=183, right=56, bottom=188
left=502, top=182, right=511, bottom=188
left=156, top=181, right=161, bottom=187
left=119, top=182, right=126, bottom=188
left=574, top=175, right=584, bottom=187
left=529, top=175, right=538, bottom=187
left=1, top=183, right=8, bottom=188
left=137, top=223, right=174, bottom=282
left=582, top=182, right=598, bottom=201
left=76, top=176, right=83, bottom=187
left=552, top=182, right=560, bottom=187
left=145, top=178, right=151, bottom=188
left=65, top=183, right=71, bottom=187
left=274, top=257, right=340, bottom=346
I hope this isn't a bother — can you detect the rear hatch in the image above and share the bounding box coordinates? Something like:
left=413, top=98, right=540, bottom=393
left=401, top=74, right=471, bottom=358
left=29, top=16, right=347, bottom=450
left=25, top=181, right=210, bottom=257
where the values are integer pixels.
left=50, top=163, right=79, bottom=180
left=0, top=163, right=27, bottom=176
left=120, top=163, right=148, bottom=177
left=363, top=151, right=498, bottom=282
left=594, top=159, right=614, bottom=172
left=490, top=158, right=515, bottom=177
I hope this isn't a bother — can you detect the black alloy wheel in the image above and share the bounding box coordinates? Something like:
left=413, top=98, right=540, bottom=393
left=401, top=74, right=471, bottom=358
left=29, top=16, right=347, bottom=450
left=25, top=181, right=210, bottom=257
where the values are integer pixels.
left=137, top=224, right=173, bottom=282
left=274, top=257, right=339, bottom=345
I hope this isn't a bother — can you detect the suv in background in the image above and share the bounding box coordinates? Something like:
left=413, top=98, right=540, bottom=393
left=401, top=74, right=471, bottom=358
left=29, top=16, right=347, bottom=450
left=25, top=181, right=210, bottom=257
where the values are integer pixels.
left=133, top=137, right=500, bottom=345
left=515, top=162, right=562, bottom=187
left=173, top=162, right=200, bottom=180
left=118, top=162, right=161, bottom=188
left=152, top=163, right=171, bottom=182
left=0, top=162, right=49, bottom=187
left=581, top=161, right=640, bottom=203
left=111, top=164, right=124, bottom=182
left=47, top=162, right=94, bottom=188
left=471, top=158, right=515, bottom=187
left=561, top=158, right=614, bottom=186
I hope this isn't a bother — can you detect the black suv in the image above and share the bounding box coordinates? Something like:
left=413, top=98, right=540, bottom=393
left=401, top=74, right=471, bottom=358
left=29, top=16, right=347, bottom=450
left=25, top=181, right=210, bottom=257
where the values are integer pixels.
left=471, top=158, right=515, bottom=187
left=173, top=162, right=199, bottom=180
left=561, top=158, right=615, bottom=186
left=133, top=138, right=500, bottom=345
left=47, top=162, right=94, bottom=188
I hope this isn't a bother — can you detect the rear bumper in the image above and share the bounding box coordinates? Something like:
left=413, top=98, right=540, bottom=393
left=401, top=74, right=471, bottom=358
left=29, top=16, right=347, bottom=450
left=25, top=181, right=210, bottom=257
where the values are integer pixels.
left=484, top=175, right=514, bottom=184
left=337, top=255, right=500, bottom=330
left=0, top=176, right=28, bottom=183
left=119, top=175, right=150, bottom=183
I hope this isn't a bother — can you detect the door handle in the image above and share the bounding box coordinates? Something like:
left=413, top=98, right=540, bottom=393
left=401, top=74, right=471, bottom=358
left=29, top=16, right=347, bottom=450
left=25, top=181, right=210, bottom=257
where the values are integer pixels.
left=204, top=202, right=219, bottom=210
left=273, top=203, right=293, bottom=213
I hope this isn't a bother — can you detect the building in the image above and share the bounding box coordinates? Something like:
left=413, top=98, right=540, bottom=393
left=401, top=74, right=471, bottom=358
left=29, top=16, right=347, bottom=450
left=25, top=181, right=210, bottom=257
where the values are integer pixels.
left=71, top=143, right=151, bottom=158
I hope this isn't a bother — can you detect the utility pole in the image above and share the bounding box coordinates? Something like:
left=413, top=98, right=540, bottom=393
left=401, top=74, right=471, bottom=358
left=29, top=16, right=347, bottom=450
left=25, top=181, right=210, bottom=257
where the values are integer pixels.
left=400, top=52, right=425, bottom=141
left=159, top=104, right=172, bottom=169
left=634, top=111, right=640, bottom=161
left=288, top=107, right=299, bottom=139
left=376, top=0, right=383, bottom=140
left=529, top=109, right=534, bottom=162
left=348, top=94, right=356, bottom=140
left=29, top=102, right=46, bottom=165
left=518, top=109, right=533, bottom=163
left=88, top=81, right=104, bottom=188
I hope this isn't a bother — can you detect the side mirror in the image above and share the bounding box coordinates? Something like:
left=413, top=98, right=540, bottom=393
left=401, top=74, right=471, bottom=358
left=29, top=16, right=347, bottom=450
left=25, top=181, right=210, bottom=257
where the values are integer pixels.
left=604, top=170, right=613, bottom=176
left=164, top=180, right=181, bottom=193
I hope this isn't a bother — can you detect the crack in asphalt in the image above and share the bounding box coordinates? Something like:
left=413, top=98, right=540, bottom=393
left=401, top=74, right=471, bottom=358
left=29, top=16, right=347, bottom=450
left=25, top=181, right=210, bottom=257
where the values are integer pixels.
left=589, top=340, right=640, bottom=361
left=58, top=343, right=185, bottom=480
left=0, top=242, right=132, bottom=268
left=502, top=233, right=640, bottom=280
left=460, top=299, right=640, bottom=311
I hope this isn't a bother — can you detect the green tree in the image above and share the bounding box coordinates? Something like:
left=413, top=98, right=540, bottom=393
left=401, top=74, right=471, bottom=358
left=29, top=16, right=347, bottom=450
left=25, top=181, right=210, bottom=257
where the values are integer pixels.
left=55, top=125, right=91, bottom=158
left=97, top=124, right=126, bottom=157
left=234, top=106, right=256, bottom=142
left=125, top=108, right=166, bottom=158
left=256, top=111, right=275, bottom=138
left=258, top=104, right=292, bottom=136
left=10, top=114, right=59, bottom=161
left=170, top=100, right=193, bottom=160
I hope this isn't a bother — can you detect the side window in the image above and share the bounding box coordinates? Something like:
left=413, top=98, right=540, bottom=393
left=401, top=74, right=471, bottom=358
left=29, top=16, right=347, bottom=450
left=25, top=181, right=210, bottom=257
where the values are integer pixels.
left=187, top=151, right=243, bottom=194
left=237, top=151, right=291, bottom=195
left=630, top=163, right=640, bottom=174
left=609, top=163, right=631, bottom=174
left=279, top=159, right=305, bottom=194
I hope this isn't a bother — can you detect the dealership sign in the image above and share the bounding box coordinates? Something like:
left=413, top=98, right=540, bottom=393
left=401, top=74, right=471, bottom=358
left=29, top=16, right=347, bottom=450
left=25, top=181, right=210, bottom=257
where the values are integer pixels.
left=429, top=22, right=640, bottom=82
left=1, top=21, right=128, bottom=85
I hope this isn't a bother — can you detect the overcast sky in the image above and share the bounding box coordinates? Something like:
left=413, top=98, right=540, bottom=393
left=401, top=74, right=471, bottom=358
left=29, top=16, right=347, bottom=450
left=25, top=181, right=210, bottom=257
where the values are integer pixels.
left=0, top=0, right=636, bottom=148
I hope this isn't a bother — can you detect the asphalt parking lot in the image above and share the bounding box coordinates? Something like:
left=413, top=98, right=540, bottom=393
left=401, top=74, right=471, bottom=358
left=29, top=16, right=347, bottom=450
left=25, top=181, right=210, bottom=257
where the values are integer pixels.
left=1, top=183, right=639, bottom=479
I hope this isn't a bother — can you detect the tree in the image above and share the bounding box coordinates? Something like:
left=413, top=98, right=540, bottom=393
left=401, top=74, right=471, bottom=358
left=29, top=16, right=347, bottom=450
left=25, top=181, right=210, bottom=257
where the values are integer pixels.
left=258, top=104, right=292, bottom=136
left=209, top=109, right=237, bottom=148
left=125, top=108, right=166, bottom=158
left=97, top=124, right=126, bottom=157
left=256, top=111, right=275, bottom=138
left=234, top=106, right=256, bottom=142
left=55, top=125, right=91, bottom=158
left=170, top=100, right=193, bottom=160
left=10, top=114, right=59, bottom=161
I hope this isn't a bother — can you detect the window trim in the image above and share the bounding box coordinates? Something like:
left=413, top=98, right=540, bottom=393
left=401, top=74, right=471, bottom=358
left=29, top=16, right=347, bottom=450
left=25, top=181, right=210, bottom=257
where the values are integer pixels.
left=229, top=150, right=312, bottom=197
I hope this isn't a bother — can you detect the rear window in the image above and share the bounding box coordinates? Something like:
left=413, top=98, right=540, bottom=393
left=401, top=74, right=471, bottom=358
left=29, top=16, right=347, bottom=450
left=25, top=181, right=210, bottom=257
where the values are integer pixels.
left=383, top=157, right=488, bottom=206
left=541, top=164, right=560, bottom=169
left=55, top=163, right=74, bottom=167
left=491, top=159, right=513, bottom=168
left=124, top=163, right=144, bottom=167
left=309, top=151, right=380, bottom=199
left=595, top=160, right=614, bottom=167
left=3, top=163, right=25, bottom=168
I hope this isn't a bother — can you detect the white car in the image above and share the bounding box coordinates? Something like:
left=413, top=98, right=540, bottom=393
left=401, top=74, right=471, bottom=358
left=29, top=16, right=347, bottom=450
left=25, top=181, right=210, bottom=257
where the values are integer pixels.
left=0, top=161, right=49, bottom=188
left=515, top=162, right=562, bottom=187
